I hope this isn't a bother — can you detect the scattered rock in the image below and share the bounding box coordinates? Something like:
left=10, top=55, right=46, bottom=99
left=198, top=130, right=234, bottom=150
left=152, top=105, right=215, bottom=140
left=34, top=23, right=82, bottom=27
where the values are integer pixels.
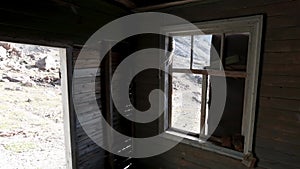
left=27, top=54, right=35, bottom=60
left=0, top=42, right=14, bottom=51
left=0, top=42, right=61, bottom=87
left=35, top=56, right=56, bottom=70
left=0, top=131, right=26, bottom=138
left=2, top=75, right=22, bottom=83
left=21, top=80, right=36, bottom=87
left=25, top=98, right=32, bottom=103
left=15, top=87, right=22, bottom=91
left=53, top=78, right=61, bottom=85
left=4, top=87, right=14, bottom=91
left=0, top=78, right=9, bottom=82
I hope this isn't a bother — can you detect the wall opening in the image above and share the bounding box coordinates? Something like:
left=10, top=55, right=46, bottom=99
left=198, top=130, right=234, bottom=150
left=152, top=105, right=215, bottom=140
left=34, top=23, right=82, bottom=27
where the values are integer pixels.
left=0, top=41, right=68, bottom=168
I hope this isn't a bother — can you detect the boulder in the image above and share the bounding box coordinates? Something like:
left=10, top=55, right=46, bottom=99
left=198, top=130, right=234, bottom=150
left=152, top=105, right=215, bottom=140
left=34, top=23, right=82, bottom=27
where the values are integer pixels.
left=0, top=42, right=12, bottom=50
left=35, top=56, right=56, bottom=70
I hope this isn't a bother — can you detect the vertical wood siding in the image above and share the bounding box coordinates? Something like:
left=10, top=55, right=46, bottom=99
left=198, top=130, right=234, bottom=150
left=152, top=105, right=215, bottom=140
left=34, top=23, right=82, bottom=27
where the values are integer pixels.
left=133, top=0, right=300, bottom=169
left=72, top=47, right=108, bottom=169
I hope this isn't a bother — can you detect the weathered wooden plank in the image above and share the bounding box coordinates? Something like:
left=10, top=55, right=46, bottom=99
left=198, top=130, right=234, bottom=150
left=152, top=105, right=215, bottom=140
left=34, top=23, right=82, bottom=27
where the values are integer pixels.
left=0, top=24, right=74, bottom=46
left=257, top=159, right=297, bottom=169
left=149, top=143, right=255, bottom=169
left=255, top=146, right=300, bottom=169
left=136, top=160, right=161, bottom=169
left=256, top=125, right=300, bottom=144
left=263, top=52, right=300, bottom=64
left=266, top=26, right=300, bottom=41
left=0, top=0, right=127, bottom=45
left=255, top=130, right=300, bottom=146
left=73, top=59, right=101, bottom=69
left=261, top=64, right=300, bottom=76
left=77, top=151, right=106, bottom=162
left=73, top=81, right=101, bottom=94
left=76, top=111, right=102, bottom=125
left=0, top=0, right=127, bottom=20
left=259, top=97, right=300, bottom=112
left=77, top=128, right=103, bottom=143
left=77, top=144, right=103, bottom=158
left=163, top=0, right=294, bottom=19
left=0, top=10, right=105, bottom=40
left=73, top=92, right=101, bottom=103
left=260, top=86, right=300, bottom=100
left=76, top=129, right=104, bottom=145
left=72, top=50, right=102, bottom=60
left=261, top=75, right=300, bottom=88
left=237, top=0, right=300, bottom=18
left=264, top=40, right=300, bottom=52
left=267, top=15, right=300, bottom=29
left=73, top=68, right=100, bottom=78
left=76, top=117, right=102, bottom=129
left=255, top=137, right=300, bottom=157
left=257, top=107, right=300, bottom=124
left=77, top=139, right=101, bottom=154
left=77, top=134, right=101, bottom=148
left=72, top=87, right=101, bottom=96
left=78, top=159, right=105, bottom=169
left=256, top=118, right=299, bottom=135
left=73, top=76, right=100, bottom=85
left=137, top=153, right=209, bottom=169
left=75, top=100, right=101, bottom=115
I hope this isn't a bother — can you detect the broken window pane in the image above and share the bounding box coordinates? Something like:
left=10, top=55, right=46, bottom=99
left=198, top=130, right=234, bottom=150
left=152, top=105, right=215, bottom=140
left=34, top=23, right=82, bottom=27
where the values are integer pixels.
left=207, top=76, right=245, bottom=152
left=172, top=36, right=191, bottom=69
left=171, top=73, right=202, bottom=134
left=208, top=34, right=223, bottom=70
left=224, top=33, right=249, bottom=71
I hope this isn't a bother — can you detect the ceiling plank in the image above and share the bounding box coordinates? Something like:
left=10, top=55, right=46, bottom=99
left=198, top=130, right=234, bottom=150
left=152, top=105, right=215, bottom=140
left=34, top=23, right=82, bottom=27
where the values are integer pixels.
left=115, top=0, right=136, bottom=9
left=133, top=0, right=200, bottom=12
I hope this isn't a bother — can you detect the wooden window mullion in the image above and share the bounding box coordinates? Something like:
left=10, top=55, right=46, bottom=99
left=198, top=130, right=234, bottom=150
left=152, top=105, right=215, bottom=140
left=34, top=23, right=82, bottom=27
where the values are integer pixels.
left=200, top=75, right=208, bottom=136
left=190, top=35, right=194, bottom=69
left=220, top=33, right=225, bottom=70
left=167, top=37, right=174, bottom=130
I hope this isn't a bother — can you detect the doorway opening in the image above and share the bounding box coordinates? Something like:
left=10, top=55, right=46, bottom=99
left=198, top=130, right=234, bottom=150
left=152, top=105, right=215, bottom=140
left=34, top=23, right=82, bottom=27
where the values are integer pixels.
left=0, top=41, right=68, bottom=168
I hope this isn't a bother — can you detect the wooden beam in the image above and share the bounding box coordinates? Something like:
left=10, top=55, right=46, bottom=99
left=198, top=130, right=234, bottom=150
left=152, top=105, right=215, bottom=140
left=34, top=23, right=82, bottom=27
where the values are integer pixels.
left=133, top=0, right=200, bottom=12
left=115, top=0, right=136, bottom=9
left=172, top=69, right=247, bottom=78
left=50, top=0, right=79, bottom=8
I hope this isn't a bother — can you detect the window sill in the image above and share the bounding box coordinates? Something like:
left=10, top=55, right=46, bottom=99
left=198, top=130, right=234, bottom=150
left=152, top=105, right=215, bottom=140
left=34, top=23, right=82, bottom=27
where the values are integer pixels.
left=164, top=130, right=244, bottom=160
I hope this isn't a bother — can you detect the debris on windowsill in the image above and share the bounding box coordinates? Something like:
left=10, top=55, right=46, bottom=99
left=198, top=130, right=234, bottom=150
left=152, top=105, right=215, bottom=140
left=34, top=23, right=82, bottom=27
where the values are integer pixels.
left=242, top=152, right=257, bottom=168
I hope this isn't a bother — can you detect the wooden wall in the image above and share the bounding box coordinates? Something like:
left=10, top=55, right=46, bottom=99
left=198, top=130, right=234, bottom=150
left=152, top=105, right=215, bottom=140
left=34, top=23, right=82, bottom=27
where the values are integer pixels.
left=72, top=40, right=136, bottom=169
left=0, top=1, right=129, bottom=169
left=133, top=0, right=300, bottom=169
left=72, top=46, right=108, bottom=169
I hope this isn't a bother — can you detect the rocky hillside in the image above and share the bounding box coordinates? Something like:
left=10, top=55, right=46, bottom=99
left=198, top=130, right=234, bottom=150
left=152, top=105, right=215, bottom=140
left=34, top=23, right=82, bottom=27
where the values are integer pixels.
left=0, top=41, right=61, bottom=87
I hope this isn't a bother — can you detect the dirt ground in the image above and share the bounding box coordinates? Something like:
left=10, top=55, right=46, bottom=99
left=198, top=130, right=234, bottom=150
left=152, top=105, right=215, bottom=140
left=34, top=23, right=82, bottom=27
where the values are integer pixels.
left=0, top=81, right=66, bottom=169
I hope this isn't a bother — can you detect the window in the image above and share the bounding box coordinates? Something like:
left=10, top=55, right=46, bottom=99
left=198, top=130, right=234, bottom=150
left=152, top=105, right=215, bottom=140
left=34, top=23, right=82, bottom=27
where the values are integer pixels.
left=161, top=16, right=263, bottom=158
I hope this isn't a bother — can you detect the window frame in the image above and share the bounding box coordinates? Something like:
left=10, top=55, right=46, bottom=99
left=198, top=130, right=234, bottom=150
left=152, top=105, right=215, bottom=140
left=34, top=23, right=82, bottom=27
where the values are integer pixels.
left=159, top=15, right=263, bottom=159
